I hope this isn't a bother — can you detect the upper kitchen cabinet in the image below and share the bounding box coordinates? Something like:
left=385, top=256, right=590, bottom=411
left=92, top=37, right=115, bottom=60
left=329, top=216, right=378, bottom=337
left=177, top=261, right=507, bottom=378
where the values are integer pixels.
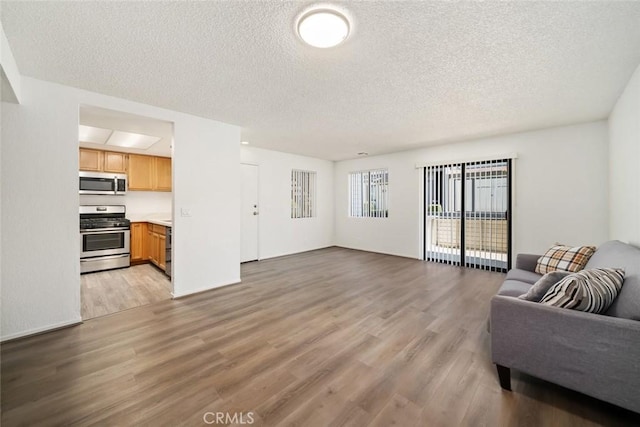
left=79, top=148, right=103, bottom=171
left=128, top=154, right=154, bottom=190
left=79, top=148, right=127, bottom=173
left=103, top=151, right=128, bottom=174
left=128, top=154, right=172, bottom=192
left=154, top=157, right=172, bottom=191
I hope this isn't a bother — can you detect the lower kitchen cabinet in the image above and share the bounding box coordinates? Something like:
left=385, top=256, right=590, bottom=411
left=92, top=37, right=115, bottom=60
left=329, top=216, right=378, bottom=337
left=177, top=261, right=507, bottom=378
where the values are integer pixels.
left=131, top=222, right=167, bottom=272
left=130, top=222, right=148, bottom=263
left=146, top=223, right=167, bottom=271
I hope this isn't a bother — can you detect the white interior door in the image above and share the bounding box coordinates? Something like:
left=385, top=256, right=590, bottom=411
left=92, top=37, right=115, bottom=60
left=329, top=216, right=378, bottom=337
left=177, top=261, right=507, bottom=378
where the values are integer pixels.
left=241, top=164, right=259, bottom=262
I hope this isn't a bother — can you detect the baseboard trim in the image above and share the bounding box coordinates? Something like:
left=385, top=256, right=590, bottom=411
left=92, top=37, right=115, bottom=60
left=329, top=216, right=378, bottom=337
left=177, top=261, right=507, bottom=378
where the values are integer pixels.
left=1, top=318, right=83, bottom=343
left=172, top=279, right=241, bottom=299
left=256, top=245, right=336, bottom=261
left=333, top=245, right=420, bottom=260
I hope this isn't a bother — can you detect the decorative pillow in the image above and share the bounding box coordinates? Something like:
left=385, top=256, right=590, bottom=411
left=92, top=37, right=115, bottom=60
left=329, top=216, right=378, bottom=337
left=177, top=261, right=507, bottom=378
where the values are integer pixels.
left=518, top=271, right=572, bottom=302
left=535, top=244, right=596, bottom=274
left=539, top=268, right=625, bottom=314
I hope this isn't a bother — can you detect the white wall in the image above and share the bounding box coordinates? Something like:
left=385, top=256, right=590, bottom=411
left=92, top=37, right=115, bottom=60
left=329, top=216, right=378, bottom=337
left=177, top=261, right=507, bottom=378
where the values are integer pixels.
left=1, top=77, right=240, bottom=340
left=2, top=78, right=81, bottom=340
left=80, top=192, right=172, bottom=221
left=334, top=121, right=610, bottom=259
left=241, top=147, right=334, bottom=260
left=609, top=63, right=640, bottom=247
left=172, top=116, right=240, bottom=297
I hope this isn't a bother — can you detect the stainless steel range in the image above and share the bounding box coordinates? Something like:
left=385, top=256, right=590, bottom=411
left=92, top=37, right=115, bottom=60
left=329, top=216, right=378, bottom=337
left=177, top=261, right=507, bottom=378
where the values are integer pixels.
left=80, top=205, right=131, bottom=274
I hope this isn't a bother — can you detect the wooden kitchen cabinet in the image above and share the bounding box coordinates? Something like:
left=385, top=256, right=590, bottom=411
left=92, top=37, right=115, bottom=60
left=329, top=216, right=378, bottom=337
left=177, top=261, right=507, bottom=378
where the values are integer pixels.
left=80, top=148, right=128, bottom=173
left=130, top=222, right=148, bottom=263
left=103, top=151, right=128, bottom=173
left=79, top=148, right=170, bottom=191
left=79, top=148, right=103, bottom=171
left=154, top=157, right=172, bottom=191
left=128, top=154, right=171, bottom=192
left=132, top=222, right=167, bottom=271
left=146, top=224, right=166, bottom=271
left=150, top=229, right=158, bottom=265
left=128, top=154, right=154, bottom=190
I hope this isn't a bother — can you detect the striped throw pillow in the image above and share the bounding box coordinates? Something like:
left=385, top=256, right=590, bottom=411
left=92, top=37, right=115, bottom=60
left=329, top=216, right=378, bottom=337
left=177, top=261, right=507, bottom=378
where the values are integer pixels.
left=535, top=244, right=596, bottom=274
left=539, top=268, right=625, bottom=314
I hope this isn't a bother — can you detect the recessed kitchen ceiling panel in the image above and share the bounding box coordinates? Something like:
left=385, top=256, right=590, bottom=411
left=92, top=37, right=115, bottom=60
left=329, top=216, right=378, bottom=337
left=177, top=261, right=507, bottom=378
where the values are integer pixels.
left=79, top=125, right=112, bottom=144
left=106, top=131, right=162, bottom=150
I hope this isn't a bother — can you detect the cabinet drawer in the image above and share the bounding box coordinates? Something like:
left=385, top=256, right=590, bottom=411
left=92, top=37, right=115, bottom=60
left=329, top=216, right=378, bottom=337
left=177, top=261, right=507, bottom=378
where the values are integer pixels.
left=151, top=224, right=166, bottom=235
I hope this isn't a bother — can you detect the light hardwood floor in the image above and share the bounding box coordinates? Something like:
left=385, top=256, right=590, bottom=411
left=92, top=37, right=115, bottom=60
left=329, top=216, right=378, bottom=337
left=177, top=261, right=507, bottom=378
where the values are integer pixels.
left=81, top=264, right=172, bottom=320
left=2, top=247, right=638, bottom=426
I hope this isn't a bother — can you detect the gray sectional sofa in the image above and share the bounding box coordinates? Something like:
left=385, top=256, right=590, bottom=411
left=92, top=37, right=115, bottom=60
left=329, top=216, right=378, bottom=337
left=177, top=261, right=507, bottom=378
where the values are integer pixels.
left=490, top=240, right=640, bottom=413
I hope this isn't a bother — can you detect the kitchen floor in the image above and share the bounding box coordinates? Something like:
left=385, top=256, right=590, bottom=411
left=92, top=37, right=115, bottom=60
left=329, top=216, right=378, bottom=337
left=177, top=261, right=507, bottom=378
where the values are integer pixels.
left=81, top=264, right=171, bottom=320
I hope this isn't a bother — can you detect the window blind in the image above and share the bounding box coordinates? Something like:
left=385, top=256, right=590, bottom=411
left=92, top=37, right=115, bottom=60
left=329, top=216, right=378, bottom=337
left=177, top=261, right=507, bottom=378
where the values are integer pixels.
left=349, top=169, right=389, bottom=218
left=291, top=170, right=316, bottom=218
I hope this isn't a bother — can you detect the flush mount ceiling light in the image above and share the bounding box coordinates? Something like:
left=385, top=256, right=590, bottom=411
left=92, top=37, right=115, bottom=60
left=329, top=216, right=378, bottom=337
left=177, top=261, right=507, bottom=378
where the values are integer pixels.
left=297, top=9, right=350, bottom=48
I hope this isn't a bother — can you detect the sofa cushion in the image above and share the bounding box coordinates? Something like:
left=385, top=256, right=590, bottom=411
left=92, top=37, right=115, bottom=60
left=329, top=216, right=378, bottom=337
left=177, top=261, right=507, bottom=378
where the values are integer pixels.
left=518, top=271, right=572, bottom=302
left=497, top=279, right=532, bottom=297
left=535, top=244, right=596, bottom=274
left=506, top=268, right=543, bottom=285
left=586, top=240, right=640, bottom=320
left=539, top=268, right=625, bottom=314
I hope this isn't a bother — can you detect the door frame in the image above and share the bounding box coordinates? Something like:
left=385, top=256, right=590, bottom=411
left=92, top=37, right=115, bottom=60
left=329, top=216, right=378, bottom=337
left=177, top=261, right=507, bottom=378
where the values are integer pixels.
left=240, top=162, right=260, bottom=263
left=420, top=158, right=514, bottom=272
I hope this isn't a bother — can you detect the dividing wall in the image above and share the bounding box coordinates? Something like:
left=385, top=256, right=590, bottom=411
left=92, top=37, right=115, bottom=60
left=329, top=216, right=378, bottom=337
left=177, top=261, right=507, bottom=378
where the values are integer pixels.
left=1, top=77, right=240, bottom=340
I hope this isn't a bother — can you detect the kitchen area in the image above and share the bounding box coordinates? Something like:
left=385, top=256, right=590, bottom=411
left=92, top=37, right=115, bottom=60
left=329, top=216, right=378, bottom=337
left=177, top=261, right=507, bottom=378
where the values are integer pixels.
left=78, top=106, right=174, bottom=320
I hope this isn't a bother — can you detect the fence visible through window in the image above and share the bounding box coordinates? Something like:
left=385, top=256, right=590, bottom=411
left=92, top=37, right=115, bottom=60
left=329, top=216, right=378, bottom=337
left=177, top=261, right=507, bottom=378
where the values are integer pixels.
left=349, top=169, right=389, bottom=218
left=291, top=170, right=316, bottom=219
left=424, top=159, right=512, bottom=271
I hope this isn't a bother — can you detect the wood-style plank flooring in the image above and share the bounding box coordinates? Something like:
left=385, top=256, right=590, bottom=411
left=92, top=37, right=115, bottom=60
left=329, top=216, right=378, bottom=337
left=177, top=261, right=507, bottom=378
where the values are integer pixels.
left=81, top=264, right=172, bottom=320
left=2, top=247, right=639, bottom=426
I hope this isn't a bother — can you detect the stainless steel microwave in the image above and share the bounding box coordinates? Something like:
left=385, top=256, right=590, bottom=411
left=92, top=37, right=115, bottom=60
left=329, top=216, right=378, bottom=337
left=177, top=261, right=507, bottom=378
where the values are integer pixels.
left=79, top=171, right=127, bottom=195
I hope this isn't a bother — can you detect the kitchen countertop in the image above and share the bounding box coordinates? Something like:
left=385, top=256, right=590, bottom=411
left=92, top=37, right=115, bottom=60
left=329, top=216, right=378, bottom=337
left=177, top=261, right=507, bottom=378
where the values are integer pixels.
left=129, top=214, right=172, bottom=227
left=147, top=219, right=172, bottom=227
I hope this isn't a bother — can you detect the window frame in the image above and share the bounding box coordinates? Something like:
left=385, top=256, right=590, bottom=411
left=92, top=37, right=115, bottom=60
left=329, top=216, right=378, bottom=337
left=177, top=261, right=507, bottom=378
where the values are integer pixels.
left=291, top=169, right=317, bottom=219
left=348, top=168, right=389, bottom=218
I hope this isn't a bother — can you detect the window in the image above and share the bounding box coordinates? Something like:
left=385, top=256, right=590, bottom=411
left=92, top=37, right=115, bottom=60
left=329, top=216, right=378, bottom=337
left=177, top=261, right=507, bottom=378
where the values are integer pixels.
left=424, top=159, right=512, bottom=271
left=349, top=169, right=389, bottom=218
left=291, top=170, right=316, bottom=218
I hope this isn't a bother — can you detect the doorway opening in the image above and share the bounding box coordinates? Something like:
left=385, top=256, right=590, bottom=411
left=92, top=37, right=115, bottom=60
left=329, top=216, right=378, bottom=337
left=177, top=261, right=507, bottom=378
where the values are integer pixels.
left=78, top=105, right=174, bottom=320
left=422, top=158, right=512, bottom=272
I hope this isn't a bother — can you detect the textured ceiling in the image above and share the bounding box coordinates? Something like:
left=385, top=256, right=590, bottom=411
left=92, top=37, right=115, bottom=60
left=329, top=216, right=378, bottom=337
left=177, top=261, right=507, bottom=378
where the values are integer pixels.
left=2, top=1, right=640, bottom=160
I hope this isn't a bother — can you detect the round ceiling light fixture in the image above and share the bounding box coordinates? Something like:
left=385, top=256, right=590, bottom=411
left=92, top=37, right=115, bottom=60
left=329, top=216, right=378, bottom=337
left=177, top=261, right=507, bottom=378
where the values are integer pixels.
left=297, top=8, right=350, bottom=48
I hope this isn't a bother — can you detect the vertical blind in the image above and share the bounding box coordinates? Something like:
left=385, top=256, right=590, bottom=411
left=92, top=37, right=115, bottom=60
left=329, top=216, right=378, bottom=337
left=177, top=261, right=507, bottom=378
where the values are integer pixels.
left=424, top=159, right=511, bottom=271
left=463, top=159, right=509, bottom=271
left=425, top=164, right=462, bottom=265
left=291, top=170, right=316, bottom=218
left=349, top=169, right=389, bottom=218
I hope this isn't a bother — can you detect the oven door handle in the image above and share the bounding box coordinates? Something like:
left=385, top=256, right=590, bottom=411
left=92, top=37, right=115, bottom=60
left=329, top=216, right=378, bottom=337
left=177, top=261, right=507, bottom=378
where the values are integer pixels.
left=80, top=228, right=129, bottom=233
left=80, top=254, right=130, bottom=262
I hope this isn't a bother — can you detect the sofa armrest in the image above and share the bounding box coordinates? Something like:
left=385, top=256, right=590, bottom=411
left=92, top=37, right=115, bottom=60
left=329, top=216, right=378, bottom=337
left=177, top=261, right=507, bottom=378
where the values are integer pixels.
left=515, top=253, right=540, bottom=272
left=491, top=295, right=640, bottom=413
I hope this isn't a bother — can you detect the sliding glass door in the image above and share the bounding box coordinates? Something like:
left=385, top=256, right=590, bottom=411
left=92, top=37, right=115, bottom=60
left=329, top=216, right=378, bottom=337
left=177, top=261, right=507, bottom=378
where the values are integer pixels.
left=423, top=159, right=512, bottom=272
